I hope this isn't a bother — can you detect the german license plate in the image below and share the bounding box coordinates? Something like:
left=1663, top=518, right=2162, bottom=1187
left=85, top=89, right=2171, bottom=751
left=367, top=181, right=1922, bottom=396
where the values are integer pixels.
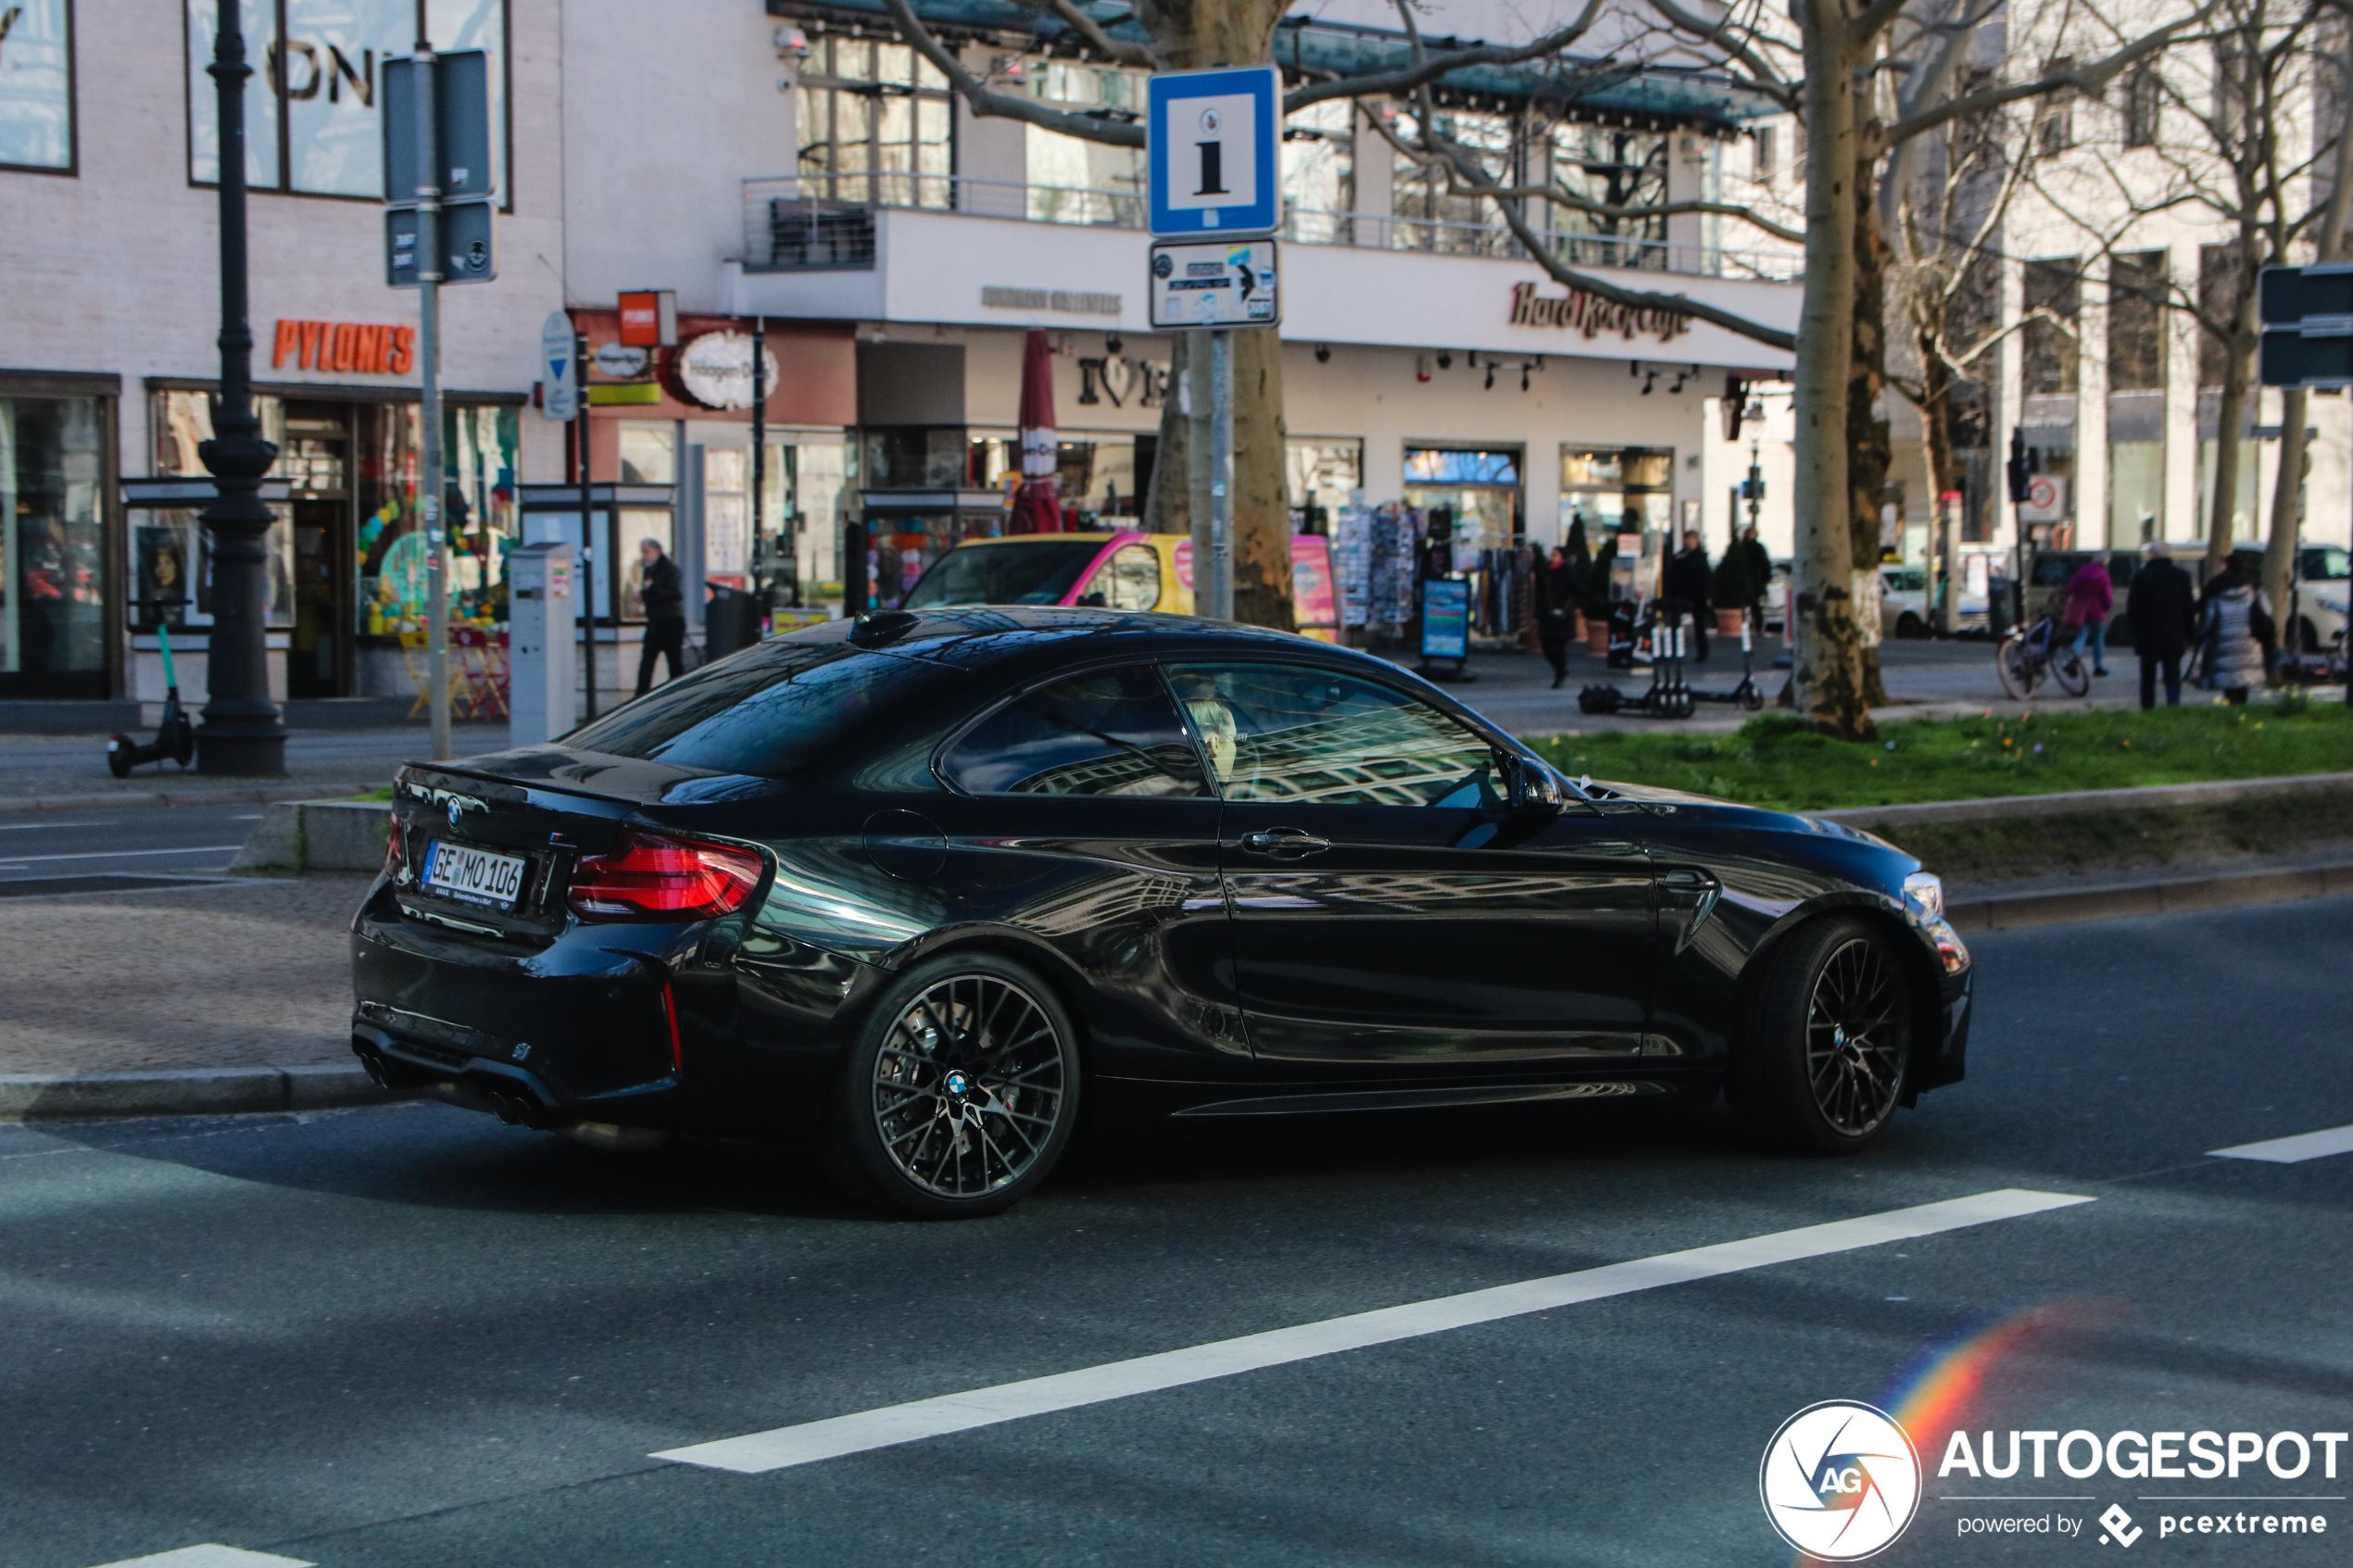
left=423, top=841, right=528, bottom=909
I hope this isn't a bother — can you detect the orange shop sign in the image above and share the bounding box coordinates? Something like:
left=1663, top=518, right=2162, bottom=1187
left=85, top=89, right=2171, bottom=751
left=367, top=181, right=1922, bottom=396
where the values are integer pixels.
left=271, top=320, right=415, bottom=375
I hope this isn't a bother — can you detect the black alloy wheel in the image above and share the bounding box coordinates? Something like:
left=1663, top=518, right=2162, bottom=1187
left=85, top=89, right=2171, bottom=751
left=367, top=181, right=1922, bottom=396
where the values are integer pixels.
left=1730, top=916, right=1913, bottom=1154
left=824, top=953, right=1080, bottom=1218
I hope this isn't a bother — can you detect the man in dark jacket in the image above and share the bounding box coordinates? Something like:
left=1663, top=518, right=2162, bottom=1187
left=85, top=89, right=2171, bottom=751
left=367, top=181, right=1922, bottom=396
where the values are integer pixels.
left=635, top=537, right=687, bottom=697
left=1735, top=524, right=1773, bottom=627
left=1664, top=529, right=1713, bottom=661
left=2126, top=539, right=2196, bottom=708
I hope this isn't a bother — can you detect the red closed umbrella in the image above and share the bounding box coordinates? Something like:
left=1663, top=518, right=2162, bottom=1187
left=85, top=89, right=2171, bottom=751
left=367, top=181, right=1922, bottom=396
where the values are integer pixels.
left=1007, top=329, right=1063, bottom=534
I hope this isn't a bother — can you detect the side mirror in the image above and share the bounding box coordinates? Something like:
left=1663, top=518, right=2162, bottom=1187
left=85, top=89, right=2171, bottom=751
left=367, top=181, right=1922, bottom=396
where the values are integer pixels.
left=1500, top=752, right=1566, bottom=816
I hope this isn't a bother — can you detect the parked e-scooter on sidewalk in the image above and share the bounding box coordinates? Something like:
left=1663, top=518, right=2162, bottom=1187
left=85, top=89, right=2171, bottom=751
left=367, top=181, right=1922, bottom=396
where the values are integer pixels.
left=105, top=599, right=195, bottom=777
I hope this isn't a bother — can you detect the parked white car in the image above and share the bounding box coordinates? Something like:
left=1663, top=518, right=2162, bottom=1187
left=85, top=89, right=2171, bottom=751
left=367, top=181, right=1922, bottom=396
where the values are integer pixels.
left=1880, top=565, right=1988, bottom=637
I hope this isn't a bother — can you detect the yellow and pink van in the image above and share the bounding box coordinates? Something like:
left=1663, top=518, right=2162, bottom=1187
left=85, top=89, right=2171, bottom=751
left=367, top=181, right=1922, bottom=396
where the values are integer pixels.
left=898, top=530, right=1340, bottom=641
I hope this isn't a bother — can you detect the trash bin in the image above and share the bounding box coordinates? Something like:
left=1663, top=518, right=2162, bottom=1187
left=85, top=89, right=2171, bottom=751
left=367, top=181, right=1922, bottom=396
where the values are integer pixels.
left=704, top=583, right=762, bottom=661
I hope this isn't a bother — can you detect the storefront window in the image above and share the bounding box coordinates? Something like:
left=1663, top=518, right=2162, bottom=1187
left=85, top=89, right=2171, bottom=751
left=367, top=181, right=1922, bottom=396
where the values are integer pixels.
left=1287, top=439, right=1362, bottom=533
left=774, top=436, right=849, bottom=593
left=796, top=31, right=952, bottom=208
left=148, top=388, right=294, bottom=632
left=185, top=0, right=509, bottom=198
left=445, top=405, right=518, bottom=621
left=1, top=395, right=107, bottom=693
left=704, top=446, right=749, bottom=583
left=618, top=422, right=675, bottom=484
left=1560, top=445, right=1675, bottom=540
left=2109, top=443, right=2164, bottom=543
left=1281, top=100, right=1353, bottom=245
left=0, top=0, right=74, bottom=173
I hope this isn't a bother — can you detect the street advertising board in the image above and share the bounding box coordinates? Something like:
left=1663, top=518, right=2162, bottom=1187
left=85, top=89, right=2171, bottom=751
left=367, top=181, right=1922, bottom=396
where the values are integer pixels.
left=1419, top=577, right=1470, bottom=660
left=2259, top=262, right=2353, bottom=387
left=619, top=290, right=679, bottom=348
left=1291, top=533, right=1340, bottom=643
left=540, top=311, right=579, bottom=422
left=1149, top=239, right=1280, bottom=330
left=1147, top=66, right=1281, bottom=237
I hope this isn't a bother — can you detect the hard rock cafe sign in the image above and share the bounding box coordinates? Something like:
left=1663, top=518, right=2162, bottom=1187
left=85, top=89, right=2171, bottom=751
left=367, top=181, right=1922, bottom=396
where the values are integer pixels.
left=1509, top=281, right=1692, bottom=342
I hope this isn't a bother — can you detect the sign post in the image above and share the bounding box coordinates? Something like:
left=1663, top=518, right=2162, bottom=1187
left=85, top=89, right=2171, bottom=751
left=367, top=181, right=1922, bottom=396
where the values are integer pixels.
left=384, top=46, right=494, bottom=759
left=1148, top=68, right=1281, bottom=623
left=2258, top=262, right=2353, bottom=706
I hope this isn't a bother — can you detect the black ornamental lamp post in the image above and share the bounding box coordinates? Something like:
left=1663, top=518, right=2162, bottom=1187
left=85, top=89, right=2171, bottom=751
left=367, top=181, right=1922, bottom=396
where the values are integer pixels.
left=195, top=6, right=289, bottom=776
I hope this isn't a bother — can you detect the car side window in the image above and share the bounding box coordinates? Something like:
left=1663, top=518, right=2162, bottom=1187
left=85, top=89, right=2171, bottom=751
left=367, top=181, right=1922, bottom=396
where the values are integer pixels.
left=1104, top=544, right=1162, bottom=610
left=1164, top=662, right=1502, bottom=808
left=940, top=665, right=1209, bottom=797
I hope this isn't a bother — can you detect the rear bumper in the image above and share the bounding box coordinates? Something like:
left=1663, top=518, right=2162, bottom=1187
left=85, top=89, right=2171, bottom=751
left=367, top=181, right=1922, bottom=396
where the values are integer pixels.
left=350, top=885, right=879, bottom=1137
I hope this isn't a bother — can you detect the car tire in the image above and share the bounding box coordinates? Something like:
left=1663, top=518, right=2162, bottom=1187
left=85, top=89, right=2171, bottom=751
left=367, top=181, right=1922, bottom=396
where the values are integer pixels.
left=1730, top=917, right=1913, bottom=1156
left=822, top=952, right=1081, bottom=1219
left=1896, top=611, right=1924, bottom=640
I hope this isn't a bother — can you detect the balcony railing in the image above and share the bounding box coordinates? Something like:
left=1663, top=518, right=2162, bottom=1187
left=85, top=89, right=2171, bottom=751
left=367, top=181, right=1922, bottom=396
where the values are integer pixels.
left=739, top=175, right=1801, bottom=282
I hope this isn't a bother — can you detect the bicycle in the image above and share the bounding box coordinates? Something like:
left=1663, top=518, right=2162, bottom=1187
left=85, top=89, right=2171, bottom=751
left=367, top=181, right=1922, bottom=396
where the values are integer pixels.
left=1995, top=614, right=2090, bottom=700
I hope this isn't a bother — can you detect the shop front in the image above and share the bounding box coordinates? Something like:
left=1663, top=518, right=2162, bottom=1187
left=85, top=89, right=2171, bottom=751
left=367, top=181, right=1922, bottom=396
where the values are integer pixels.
left=0, top=372, right=118, bottom=701
left=145, top=383, right=522, bottom=700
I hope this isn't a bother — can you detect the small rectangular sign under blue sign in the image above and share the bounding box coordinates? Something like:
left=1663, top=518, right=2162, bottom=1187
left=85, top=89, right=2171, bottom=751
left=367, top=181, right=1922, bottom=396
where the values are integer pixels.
left=1148, top=66, right=1282, bottom=238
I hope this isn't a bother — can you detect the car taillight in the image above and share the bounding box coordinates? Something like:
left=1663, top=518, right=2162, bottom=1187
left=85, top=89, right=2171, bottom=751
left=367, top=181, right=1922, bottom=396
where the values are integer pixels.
left=384, top=813, right=405, bottom=878
left=566, top=831, right=764, bottom=922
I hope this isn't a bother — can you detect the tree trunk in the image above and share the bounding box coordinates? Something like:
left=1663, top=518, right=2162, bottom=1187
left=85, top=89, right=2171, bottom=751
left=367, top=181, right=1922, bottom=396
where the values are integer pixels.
left=1850, top=160, right=1895, bottom=707
left=1129, top=0, right=1294, bottom=627
left=1229, top=327, right=1295, bottom=630
left=2264, top=384, right=2305, bottom=649
left=1917, top=320, right=1962, bottom=635
left=1790, top=23, right=1872, bottom=739
left=1143, top=333, right=1192, bottom=534
left=2204, top=257, right=2260, bottom=570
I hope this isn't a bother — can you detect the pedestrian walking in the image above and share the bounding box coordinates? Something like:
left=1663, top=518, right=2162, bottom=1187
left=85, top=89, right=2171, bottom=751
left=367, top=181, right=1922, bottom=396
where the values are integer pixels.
left=1736, top=524, right=1773, bottom=628
left=2062, top=555, right=2115, bottom=676
left=2196, top=558, right=2273, bottom=706
left=1665, top=528, right=1713, bottom=662
left=1534, top=545, right=1579, bottom=688
left=2126, top=540, right=2196, bottom=709
left=634, top=537, right=687, bottom=697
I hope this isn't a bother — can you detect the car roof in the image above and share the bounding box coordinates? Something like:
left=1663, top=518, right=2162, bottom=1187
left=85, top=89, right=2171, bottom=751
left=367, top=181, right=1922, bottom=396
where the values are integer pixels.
left=944, top=532, right=1124, bottom=547
left=776, top=606, right=1337, bottom=667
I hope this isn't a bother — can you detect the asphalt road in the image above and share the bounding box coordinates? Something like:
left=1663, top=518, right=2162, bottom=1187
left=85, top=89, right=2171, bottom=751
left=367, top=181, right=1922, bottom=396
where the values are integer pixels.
left=0, top=805, right=267, bottom=892
left=4, top=898, right=2349, bottom=1568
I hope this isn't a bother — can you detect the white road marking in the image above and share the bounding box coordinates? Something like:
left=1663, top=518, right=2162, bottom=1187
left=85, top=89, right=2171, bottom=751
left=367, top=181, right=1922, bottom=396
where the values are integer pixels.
left=0, top=845, right=241, bottom=866
left=84, top=1548, right=312, bottom=1568
left=655, top=1187, right=2092, bottom=1475
left=0, top=821, right=99, bottom=830
left=2208, top=1123, right=2353, bottom=1163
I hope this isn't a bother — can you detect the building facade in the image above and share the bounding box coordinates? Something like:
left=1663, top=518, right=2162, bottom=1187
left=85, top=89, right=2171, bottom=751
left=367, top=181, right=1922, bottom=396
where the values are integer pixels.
left=2, top=0, right=1803, bottom=707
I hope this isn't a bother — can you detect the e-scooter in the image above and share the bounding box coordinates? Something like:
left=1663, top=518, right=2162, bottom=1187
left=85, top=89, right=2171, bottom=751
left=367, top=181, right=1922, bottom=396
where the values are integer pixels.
left=106, top=599, right=196, bottom=777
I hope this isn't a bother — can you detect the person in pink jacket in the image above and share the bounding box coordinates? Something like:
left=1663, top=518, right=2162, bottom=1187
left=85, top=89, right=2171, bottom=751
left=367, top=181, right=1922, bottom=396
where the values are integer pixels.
left=2063, top=556, right=2116, bottom=676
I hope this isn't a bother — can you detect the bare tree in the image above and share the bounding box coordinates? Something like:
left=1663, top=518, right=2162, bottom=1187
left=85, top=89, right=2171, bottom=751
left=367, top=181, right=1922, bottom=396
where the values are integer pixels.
left=2030, top=0, right=2339, bottom=594
left=872, top=0, right=2191, bottom=735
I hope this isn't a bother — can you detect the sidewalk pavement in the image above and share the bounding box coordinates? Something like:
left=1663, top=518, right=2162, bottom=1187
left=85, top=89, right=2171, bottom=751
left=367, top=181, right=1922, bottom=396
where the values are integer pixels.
left=0, top=725, right=505, bottom=810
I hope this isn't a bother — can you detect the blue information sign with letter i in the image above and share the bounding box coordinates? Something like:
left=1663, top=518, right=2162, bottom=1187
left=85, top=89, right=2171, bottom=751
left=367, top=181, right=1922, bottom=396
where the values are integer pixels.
left=1148, top=67, right=1282, bottom=237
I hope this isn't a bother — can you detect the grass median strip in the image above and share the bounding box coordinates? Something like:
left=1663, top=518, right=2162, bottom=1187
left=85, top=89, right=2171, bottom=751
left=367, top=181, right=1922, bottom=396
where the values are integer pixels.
left=1528, top=703, right=2353, bottom=813
left=652, top=1188, right=2090, bottom=1475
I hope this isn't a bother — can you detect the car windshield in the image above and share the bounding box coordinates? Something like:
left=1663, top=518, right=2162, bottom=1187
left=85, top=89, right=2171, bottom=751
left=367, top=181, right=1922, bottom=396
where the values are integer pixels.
left=902, top=540, right=1104, bottom=608
left=563, top=641, right=964, bottom=779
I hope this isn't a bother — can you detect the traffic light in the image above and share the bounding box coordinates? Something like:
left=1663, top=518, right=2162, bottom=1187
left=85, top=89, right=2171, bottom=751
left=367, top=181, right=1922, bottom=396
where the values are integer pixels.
left=2006, top=430, right=2038, bottom=506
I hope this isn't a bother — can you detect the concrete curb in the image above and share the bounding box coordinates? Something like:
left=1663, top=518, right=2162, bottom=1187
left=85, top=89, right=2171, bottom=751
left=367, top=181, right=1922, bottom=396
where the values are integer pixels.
left=9, top=859, right=2350, bottom=1124
left=0, top=1064, right=400, bottom=1123
left=0, top=782, right=384, bottom=817
left=231, top=799, right=394, bottom=872
left=1818, top=771, right=2353, bottom=830
left=1947, top=860, right=2353, bottom=933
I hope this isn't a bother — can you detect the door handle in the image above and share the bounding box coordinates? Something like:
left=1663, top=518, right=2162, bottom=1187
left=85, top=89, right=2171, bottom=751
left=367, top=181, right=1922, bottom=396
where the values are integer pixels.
left=1240, top=827, right=1330, bottom=859
left=1658, top=869, right=1718, bottom=895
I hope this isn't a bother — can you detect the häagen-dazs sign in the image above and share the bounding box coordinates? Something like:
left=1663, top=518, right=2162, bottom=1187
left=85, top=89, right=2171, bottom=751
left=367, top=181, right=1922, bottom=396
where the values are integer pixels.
left=673, top=331, right=781, bottom=410
left=1510, top=282, right=1692, bottom=342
